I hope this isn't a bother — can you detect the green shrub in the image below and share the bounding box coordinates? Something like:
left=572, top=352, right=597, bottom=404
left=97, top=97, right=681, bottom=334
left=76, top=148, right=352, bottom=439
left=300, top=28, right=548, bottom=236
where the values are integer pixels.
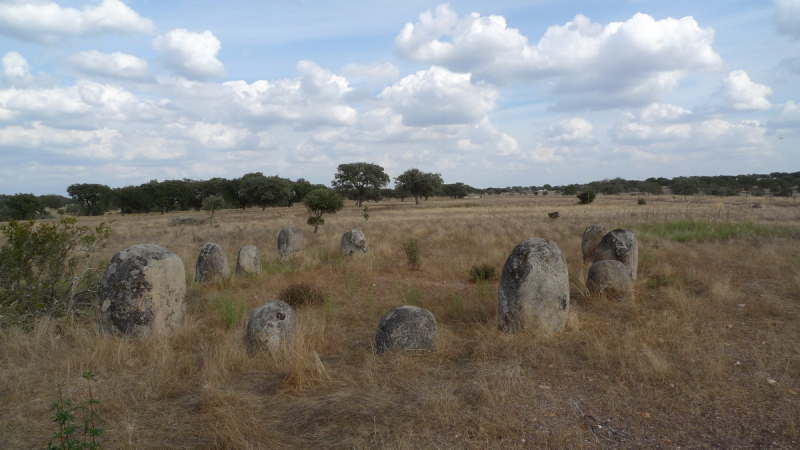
left=576, top=190, right=596, bottom=204
left=470, top=263, right=497, bottom=282
left=48, top=371, right=102, bottom=450
left=402, top=238, right=421, bottom=270
left=547, top=211, right=559, bottom=220
left=279, top=283, right=326, bottom=307
left=0, top=218, right=112, bottom=326
left=638, top=197, right=647, bottom=205
left=209, top=291, right=247, bottom=329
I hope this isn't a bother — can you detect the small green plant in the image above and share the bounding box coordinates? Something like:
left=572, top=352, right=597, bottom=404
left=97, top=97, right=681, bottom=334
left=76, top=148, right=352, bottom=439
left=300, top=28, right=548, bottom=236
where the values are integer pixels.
left=361, top=206, right=370, bottom=221
left=401, top=285, right=421, bottom=305
left=577, top=190, right=596, bottom=204
left=547, top=211, right=559, bottom=220
left=304, top=188, right=344, bottom=233
left=279, top=283, right=326, bottom=307
left=402, top=238, right=421, bottom=270
left=447, top=292, right=464, bottom=316
left=202, top=195, right=225, bottom=226
left=209, top=291, right=247, bottom=329
left=476, top=279, right=492, bottom=299
left=344, top=270, right=360, bottom=297
left=48, top=371, right=102, bottom=450
left=637, top=197, right=647, bottom=205
left=470, top=263, right=497, bottom=282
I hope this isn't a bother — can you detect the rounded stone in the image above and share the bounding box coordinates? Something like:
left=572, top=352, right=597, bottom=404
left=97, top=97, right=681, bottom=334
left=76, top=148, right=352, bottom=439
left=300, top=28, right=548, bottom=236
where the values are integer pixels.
left=340, top=229, right=368, bottom=256
left=246, top=300, right=297, bottom=354
left=581, top=225, right=608, bottom=264
left=235, top=245, right=261, bottom=275
left=498, top=238, right=570, bottom=333
left=586, top=260, right=634, bottom=300
left=194, top=242, right=230, bottom=282
left=375, top=305, right=437, bottom=354
left=593, top=229, right=638, bottom=280
left=97, top=244, right=186, bottom=337
left=277, top=226, right=304, bottom=259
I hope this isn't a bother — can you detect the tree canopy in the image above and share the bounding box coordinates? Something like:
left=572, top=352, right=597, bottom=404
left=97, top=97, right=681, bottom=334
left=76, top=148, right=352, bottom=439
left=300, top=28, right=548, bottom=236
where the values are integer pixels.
left=303, top=188, right=344, bottom=233
left=332, top=162, right=390, bottom=207
left=394, top=168, right=443, bottom=204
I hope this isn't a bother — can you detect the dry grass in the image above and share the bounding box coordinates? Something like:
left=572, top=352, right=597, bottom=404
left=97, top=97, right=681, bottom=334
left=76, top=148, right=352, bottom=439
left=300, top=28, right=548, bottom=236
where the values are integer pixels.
left=1, top=193, right=799, bottom=448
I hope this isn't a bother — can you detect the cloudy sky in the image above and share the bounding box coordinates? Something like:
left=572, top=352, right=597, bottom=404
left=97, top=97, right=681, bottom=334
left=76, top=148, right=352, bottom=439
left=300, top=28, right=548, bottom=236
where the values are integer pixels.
left=1, top=0, right=798, bottom=195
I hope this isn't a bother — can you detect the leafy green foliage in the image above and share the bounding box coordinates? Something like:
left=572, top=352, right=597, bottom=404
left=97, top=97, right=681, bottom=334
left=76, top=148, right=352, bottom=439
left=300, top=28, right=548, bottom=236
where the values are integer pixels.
left=48, top=371, right=102, bottom=450
left=402, top=238, right=421, bottom=270
left=202, top=195, right=225, bottom=223
left=638, top=197, right=647, bottom=205
left=209, top=291, right=247, bottom=329
left=394, top=168, right=443, bottom=204
left=332, top=162, right=390, bottom=207
left=303, top=188, right=344, bottom=233
left=442, top=182, right=471, bottom=199
left=576, top=190, right=596, bottom=204
left=547, top=211, right=559, bottom=219
left=0, top=218, right=112, bottom=326
left=3, top=193, right=44, bottom=220
left=470, top=263, right=497, bottom=282
left=67, top=184, right=112, bottom=216
left=240, top=172, right=293, bottom=210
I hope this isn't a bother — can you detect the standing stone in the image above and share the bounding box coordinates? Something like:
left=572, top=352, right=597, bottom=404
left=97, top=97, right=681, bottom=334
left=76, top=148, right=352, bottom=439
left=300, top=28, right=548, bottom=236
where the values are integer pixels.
left=593, top=229, right=638, bottom=280
left=97, top=244, right=186, bottom=337
left=375, top=305, right=437, bottom=354
left=236, top=245, right=261, bottom=275
left=340, top=229, right=368, bottom=256
left=498, top=238, right=570, bottom=333
left=586, top=260, right=634, bottom=300
left=581, top=225, right=608, bottom=263
left=246, top=300, right=297, bottom=354
left=195, top=242, right=230, bottom=282
left=277, top=226, right=303, bottom=259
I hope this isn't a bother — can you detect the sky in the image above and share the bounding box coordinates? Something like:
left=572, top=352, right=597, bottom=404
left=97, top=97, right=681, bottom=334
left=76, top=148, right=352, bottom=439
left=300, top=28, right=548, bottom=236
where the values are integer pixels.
left=0, top=0, right=799, bottom=196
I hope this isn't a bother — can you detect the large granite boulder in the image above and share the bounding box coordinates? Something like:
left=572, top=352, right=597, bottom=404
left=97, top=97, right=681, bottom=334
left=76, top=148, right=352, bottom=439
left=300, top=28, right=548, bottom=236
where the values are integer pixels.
left=586, top=260, right=634, bottom=300
left=375, top=306, right=437, bottom=354
left=246, top=300, right=297, bottom=354
left=236, top=245, right=261, bottom=275
left=593, top=229, right=638, bottom=280
left=581, top=225, right=607, bottom=264
left=340, top=229, right=368, bottom=256
left=498, top=238, right=570, bottom=333
left=195, top=242, right=230, bottom=282
left=277, top=226, right=304, bottom=259
left=97, top=244, right=186, bottom=337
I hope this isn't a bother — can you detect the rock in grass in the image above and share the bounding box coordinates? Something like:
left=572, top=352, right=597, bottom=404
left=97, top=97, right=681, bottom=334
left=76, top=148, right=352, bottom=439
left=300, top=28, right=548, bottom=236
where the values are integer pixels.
left=593, top=229, right=638, bottom=280
left=340, top=229, right=368, bottom=256
left=586, top=260, right=634, bottom=300
left=195, top=242, right=230, bottom=282
left=246, top=300, right=297, bottom=354
left=97, top=244, right=186, bottom=337
left=581, top=225, right=607, bottom=263
left=236, top=245, right=261, bottom=275
left=498, top=238, right=570, bottom=333
left=277, top=226, right=304, bottom=259
left=375, top=306, right=437, bottom=354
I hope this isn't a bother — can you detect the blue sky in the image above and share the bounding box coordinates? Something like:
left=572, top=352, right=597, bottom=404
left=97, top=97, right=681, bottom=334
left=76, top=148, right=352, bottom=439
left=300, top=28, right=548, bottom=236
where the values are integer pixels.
left=0, top=0, right=798, bottom=195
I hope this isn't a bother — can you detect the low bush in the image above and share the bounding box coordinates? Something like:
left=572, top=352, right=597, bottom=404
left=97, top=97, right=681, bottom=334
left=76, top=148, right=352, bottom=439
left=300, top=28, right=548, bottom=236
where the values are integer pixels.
left=279, top=283, right=326, bottom=307
left=470, top=263, right=497, bottom=282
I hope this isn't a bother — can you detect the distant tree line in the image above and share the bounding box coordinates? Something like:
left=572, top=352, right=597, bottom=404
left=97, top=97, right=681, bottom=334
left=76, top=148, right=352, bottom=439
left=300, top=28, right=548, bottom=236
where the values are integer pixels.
left=1, top=169, right=797, bottom=220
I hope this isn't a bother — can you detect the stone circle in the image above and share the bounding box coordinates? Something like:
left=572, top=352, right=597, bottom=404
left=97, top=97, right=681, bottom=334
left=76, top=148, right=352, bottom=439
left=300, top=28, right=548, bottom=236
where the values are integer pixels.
left=498, top=238, right=570, bottom=333
left=375, top=305, right=437, bottom=354
left=277, top=226, right=304, bottom=259
left=236, top=245, right=261, bottom=275
left=593, top=229, right=638, bottom=280
left=581, top=224, right=608, bottom=263
left=97, top=244, right=186, bottom=337
left=246, top=300, right=297, bottom=354
left=195, top=242, right=230, bottom=282
left=340, top=229, right=368, bottom=256
left=586, top=260, right=634, bottom=300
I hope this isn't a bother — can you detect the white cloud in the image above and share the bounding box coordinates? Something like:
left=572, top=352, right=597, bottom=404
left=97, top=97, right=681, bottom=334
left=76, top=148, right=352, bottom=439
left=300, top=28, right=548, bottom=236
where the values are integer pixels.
left=0, top=0, right=155, bottom=42
left=377, top=66, right=498, bottom=126
left=395, top=6, right=724, bottom=109
left=0, top=122, right=118, bottom=159
left=773, top=0, right=800, bottom=39
left=543, top=118, right=596, bottom=145
left=718, top=70, right=772, bottom=111
left=153, top=29, right=225, bottom=80
left=174, top=121, right=254, bottom=149
left=341, top=62, right=400, bottom=89
left=68, top=50, right=150, bottom=81
left=2, top=51, right=33, bottom=86
left=769, top=100, right=800, bottom=128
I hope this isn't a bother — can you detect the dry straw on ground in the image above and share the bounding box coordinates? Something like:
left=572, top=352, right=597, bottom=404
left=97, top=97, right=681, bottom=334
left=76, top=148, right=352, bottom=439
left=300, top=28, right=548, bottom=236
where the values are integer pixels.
left=1, top=193, right=799, bottom=448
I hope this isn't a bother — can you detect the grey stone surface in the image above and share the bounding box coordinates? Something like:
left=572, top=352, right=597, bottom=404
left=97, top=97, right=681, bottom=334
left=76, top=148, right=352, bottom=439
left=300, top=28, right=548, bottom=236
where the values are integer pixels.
left=194, top=242, right=230, bottom=282
left=340, top=229, right=368, bottom=256
left=498, top=238, right=570, bottom=333
left=236, top=245, right=261, bottom=275
left=246, top=300, right=297, bottom=354
left=586, top=260, right=634, bottom=300
left=277, top=226, right=304, bottom=259
left=581, top=225, right=608, bottom=263
left=375, top=305, right=437, bottom=354
left=593, top=229, right=638, bottom=280
left=97, top=244, right=186, bottom=337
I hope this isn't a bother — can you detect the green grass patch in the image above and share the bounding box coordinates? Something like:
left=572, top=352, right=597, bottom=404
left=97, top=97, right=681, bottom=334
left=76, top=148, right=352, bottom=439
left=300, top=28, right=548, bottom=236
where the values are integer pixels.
left=209, top=291, right=247, bottom=329
left=637, top=220, right=799, bottom=242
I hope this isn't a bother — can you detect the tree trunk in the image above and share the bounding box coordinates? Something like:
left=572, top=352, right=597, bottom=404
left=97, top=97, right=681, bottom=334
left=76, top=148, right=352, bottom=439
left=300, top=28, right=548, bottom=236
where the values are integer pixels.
left=414, top=195, right=420, bottom=205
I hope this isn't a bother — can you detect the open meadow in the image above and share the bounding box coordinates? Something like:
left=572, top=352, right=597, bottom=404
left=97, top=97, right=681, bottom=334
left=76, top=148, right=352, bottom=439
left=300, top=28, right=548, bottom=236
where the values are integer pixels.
left=1, top=193, right=799, bottom=449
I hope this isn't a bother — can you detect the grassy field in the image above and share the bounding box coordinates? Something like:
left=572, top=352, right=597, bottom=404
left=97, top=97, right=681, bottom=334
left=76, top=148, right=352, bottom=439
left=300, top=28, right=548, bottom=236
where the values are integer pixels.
left=1, top=193, right=799, bottom=449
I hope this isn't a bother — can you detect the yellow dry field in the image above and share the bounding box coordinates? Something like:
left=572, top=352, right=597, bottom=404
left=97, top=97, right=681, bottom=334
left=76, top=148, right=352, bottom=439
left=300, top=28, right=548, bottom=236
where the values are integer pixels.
left=1, top=194, right=799, bottom=448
